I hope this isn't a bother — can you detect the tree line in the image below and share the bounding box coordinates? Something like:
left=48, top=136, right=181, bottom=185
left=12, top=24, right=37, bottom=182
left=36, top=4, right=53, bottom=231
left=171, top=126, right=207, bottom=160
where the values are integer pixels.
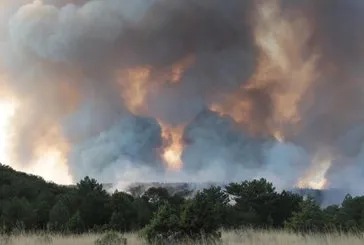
left=1, top=164, right=364, bottom=243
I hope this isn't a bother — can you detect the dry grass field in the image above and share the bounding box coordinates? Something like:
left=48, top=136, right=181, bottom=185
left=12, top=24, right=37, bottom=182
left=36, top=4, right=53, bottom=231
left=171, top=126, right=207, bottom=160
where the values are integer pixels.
left=1, top=230, right=364, bottom=245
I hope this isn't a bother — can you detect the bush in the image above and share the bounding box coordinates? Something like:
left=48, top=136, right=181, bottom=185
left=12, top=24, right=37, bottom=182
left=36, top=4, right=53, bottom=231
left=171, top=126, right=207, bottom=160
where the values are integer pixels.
left=284, top=197, right=326, bottom=232
left=142, top=202, right=182, bottom=245
left=180, top=192, right=223, bottom=242
left=94, top=232, right=127, bottom=245
left=142, top=187, right=225, bottom=245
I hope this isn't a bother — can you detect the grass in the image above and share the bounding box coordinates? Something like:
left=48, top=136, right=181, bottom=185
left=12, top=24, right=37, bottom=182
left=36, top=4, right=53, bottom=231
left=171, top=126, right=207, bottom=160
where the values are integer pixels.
left=1, top=230, right=364, bottom=245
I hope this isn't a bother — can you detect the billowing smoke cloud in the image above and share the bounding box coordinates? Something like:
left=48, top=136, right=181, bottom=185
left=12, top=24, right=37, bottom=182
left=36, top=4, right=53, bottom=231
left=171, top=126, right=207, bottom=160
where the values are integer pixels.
left=0, top=0, right=364, bottom=195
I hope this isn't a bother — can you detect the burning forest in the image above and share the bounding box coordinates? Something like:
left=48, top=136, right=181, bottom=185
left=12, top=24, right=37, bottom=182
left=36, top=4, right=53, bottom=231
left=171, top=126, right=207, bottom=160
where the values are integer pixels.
left=0, top=0, right=364, bottom=194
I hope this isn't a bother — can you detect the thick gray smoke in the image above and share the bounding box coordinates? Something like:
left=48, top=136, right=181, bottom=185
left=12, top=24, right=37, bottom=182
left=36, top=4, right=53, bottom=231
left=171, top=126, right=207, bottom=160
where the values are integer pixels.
left=1, top=0, right=364, bottom=196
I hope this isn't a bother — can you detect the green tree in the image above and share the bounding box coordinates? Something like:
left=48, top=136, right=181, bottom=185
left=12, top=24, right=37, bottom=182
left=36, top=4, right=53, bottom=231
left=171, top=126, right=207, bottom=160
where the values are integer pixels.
left=49, top=200, right=71, bottom=231
left=66, top=211, right=85, bottom=233
left=132, top=197, right=153, bottom=229
left=285, top=197, right=326, bottom=232
left=1, top=197, right=36, bottom=231
left=323, top=204, right=341, bottom=230
left=226, top=178, right=279, bottom=227
left=337, top=194, right=364, bottom=231
left=142, top=187, right=171, bottom=211
left=142, top=202, right=181, bottom=244
left=179, top=187, right=226, bottom=241
left=76, top=177, right=112, bottom=230
left=271, top=191, right=303, bottom=228
left=109, top=191, right=136, bottom=231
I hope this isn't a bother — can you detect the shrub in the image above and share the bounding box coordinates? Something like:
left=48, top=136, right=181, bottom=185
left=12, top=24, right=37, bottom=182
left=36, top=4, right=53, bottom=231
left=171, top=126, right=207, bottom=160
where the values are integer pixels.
left=142, top=202, right=181, bottom=245
left=142, top=187, right=225, bottom=245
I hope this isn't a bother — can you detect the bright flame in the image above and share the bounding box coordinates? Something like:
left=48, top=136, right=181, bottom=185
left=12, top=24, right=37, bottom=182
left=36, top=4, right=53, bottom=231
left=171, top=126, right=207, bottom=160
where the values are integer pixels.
left=0, top=95, right=72, bottom=185
left=158, top=120, right=184, bottom=170
left=26, top=148, right=72, bottom=185
left=297, top=153, right=332, bottom=189
left=119, top=64, right=191, bottom=171
left=27, top=124, right=73, bottom=185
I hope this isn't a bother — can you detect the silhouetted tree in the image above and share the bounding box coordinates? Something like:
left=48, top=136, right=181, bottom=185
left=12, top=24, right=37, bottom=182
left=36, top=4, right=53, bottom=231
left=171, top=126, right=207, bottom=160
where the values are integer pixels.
left=76, top=177, right=112, bottom=230
left=285, top=197, right=326, bottom=232
left=49, top=200, right=70, bottom=231
left=226, top=178, right=280, bottom=227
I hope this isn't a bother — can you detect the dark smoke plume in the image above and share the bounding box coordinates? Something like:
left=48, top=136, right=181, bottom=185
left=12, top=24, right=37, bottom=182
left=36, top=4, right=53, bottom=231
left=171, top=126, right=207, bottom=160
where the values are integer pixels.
left=0, top=0, right=364, bottom=195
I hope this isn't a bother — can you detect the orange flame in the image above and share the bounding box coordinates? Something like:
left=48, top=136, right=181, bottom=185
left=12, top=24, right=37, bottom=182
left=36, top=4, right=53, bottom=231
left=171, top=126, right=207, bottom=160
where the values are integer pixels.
left=119, top=66, right=152, bottom=115
left=118, top=55, right=194, bottom=115
left=158, top=120, right=184, bottom=170
left=251, top=0, right=319, bottom=125
left=297, top=152, right=332, bottom=190
left=119, top=61, right=193, bottom=170
left=170, top=54, right=195, bottom=83
left=26, top=124, right=73, bottom=184
left=0, top=79, right=73, bottom=185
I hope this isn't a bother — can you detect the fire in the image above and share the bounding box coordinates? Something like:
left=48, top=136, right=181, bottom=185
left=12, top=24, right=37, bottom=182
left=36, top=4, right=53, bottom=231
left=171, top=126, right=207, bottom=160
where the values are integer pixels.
left=119, top=62, right=193, bottom=170
left=26, top=148, right=72, bottom=185
left=170, top=54, right=195, bottom=83
left=19, top=128, right=72, bottom=185
left=0, top=94, right=72, bottom=184
left=297, top=153, right=332, bottom=190
left=210, top=99, right=252, bottom=125
left=209, top=0, right=319, bottom=139
left=252, top=0, right=319, bottom=124
left=119, top=55, right=194, bottom=116
left=158, top=120, right=184, bottom=170
left=27, top=124, right=73, bottom=184
left=119, top=66, right=152, bottom=115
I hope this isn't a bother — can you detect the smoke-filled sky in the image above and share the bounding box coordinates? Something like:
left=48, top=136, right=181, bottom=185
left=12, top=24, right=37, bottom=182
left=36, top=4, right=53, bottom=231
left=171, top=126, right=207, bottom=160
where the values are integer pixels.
left=1, top=0, right=364, bottom=193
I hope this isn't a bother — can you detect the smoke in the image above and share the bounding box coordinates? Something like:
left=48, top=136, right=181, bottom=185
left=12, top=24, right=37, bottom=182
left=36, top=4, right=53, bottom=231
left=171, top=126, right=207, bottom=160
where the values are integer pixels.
left=0, top=0, right=364, bottom=196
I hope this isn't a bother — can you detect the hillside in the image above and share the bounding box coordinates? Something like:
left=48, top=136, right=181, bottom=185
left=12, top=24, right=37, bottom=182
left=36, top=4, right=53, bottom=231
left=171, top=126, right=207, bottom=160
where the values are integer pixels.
left=125, top=182, right=349, bottom=207
left=2, top=164, right=364, bottom=240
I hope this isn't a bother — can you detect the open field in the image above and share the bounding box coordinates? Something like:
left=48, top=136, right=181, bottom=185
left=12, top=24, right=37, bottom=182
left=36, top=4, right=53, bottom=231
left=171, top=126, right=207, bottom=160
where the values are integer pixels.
left=1, top=230, right=364, bottom=245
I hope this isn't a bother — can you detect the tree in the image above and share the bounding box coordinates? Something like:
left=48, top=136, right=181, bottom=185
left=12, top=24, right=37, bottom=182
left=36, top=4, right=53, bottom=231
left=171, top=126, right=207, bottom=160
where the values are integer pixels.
left=142, top=186, right=227, bottom=244
left=76, top=177, right=112, bottom=230
left=1, top=197, right=35, bottom=231
left=284, top=197, right=326, bottom=232
left=179, top=187, right=226, bottom=241
left=142, top=187, right=171, bottom=211
left=226, top=178, right=280, bottom=227
left=271, top=191, right=303, bottom=228
left=323, top=204, right=341, bottom=230
left=142, top=202, right=181, bottom=244
left=49, top=200, right=71, bottom=231
left=133, top=197, right=153, bottom=229
left=109, top=191, right=136, bottom=231
left=337, top=194, right=364, bottom=231
left=66, top=211, right=85, bottom=233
